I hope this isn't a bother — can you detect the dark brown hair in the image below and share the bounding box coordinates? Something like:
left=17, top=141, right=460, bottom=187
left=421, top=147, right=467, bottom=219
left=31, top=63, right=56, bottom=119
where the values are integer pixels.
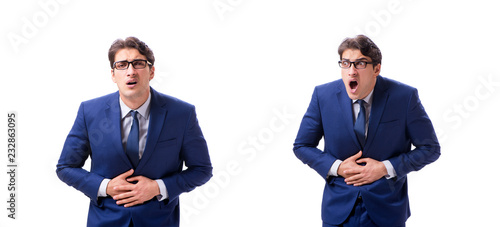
left=108, top=37, right=155, bottom=69
left=338, top=35, right=382, bottom=66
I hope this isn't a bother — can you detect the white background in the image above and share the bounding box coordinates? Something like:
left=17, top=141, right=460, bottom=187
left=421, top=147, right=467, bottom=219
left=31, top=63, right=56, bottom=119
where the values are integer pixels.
left=1, top=0, right=499, bottom=226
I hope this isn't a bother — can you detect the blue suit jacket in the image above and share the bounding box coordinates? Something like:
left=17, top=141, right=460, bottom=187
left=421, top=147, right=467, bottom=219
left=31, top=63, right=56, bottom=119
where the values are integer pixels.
left=56, top=88, right=212, bottom=227
left=293, top=76, right=440, bottom=226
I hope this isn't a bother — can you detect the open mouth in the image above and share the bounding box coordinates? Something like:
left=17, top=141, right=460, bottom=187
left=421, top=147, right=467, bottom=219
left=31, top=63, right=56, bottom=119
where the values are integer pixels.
left=127, top=81, right=137, bottom=85
left=349, top=81, right=358, bottom=90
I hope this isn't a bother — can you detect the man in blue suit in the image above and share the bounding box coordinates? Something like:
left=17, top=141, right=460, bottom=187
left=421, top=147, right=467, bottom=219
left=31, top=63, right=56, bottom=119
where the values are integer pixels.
left=56, top=37, right=212, bottom=226
left=293, top=35, right=440, bottom=227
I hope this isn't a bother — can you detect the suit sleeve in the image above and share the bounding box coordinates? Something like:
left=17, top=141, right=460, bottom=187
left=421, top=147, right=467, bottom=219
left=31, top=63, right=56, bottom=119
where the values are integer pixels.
left=293, top=87, right=337, bottom=179
left=56, top=103, right=105, bottom=205
left=388, top=89, right=441, bottom=178
left=161, top=107, right=213, bottom=202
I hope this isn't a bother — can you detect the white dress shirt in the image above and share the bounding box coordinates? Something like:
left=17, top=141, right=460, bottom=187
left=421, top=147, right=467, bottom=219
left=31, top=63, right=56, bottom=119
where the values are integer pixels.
left=328, top=90, right=397, bottom=179
left=97, top=92, right=168, bottom=201
left=120, top=94, right=150, bottom=160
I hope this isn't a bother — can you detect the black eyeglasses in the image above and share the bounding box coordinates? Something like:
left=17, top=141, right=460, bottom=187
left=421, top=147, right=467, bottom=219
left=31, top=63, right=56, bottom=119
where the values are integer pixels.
left=113, top=59, right=152, bottom=70
left=338, top=60, right=374, bottom=69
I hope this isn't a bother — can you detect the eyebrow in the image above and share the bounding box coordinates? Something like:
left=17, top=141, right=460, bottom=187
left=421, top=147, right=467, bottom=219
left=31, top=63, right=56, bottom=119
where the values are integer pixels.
left=342, top=57, right=369, bottom=61
left=115, top=59, right=147, bottom=62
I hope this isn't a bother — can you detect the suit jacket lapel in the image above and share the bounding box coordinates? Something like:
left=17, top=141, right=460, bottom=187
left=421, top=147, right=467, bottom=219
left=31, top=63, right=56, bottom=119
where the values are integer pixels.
left=136, top=88, right=168, bottom=170
left=105, top=92, right=134, bottom=168
left=335, top=83, right=362, bottom=151
left=365, top=76, right=389, bottom=151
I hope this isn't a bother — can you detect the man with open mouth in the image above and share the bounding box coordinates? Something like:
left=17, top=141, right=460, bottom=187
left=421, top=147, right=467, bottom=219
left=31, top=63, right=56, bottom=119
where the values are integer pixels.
left=293, top=35, right=440, bottom=227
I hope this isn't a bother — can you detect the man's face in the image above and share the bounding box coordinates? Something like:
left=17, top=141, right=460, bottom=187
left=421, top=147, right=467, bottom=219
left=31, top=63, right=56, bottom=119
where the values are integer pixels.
left=111, top=48, right=154, bottom=102
left=340, top=49, right=381, bottom=100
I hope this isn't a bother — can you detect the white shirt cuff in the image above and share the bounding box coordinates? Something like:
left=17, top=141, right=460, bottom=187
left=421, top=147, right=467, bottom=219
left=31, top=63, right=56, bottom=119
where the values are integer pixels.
left=98, top=179, right=111, bottom=197
left=97, top=179, right=168, bottom=201
left=328, top=160, right=343, bottom=177
left=155, top=179, right=169, bottom=201
left=382, top=160, right=397, bottom=179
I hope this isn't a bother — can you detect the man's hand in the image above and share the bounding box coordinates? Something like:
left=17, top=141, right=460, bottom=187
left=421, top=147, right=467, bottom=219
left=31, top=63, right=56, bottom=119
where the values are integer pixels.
left=112, top=175, right=160, bottom=208
left=338, top=151, right=388, bottom=186
left=106, top=169, right=135, bottom=198
left=338, top=151, right=363, bottom=179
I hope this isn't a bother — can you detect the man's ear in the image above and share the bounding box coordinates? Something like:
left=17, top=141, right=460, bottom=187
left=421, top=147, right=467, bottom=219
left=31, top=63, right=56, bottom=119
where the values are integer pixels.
left=149, top=65, right=155, bottom=81
left=111, top=69, right=116, bottom=83
left=373, top=63, right=381, bottom=76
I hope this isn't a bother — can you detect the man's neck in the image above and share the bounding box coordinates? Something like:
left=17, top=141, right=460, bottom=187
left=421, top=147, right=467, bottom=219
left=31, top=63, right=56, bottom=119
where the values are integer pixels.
left=120, top=93, right=149, bottom=110
left=352, top=89, right=374, bottom=105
